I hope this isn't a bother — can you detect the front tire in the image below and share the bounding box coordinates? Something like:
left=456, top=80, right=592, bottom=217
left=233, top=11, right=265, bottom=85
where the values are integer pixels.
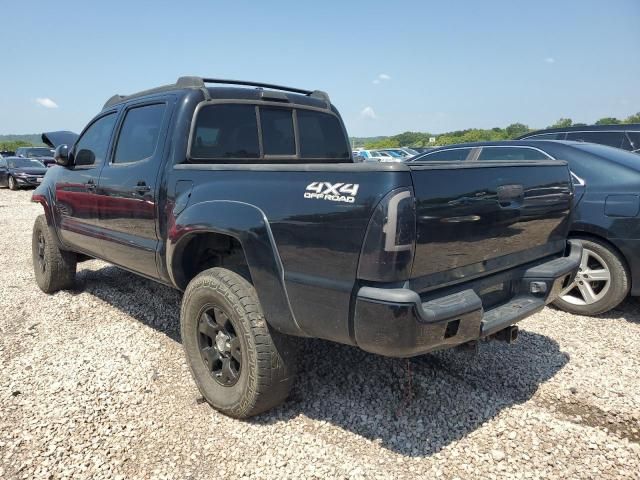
left=553, top=237, right=629, bottom=315
left=32, top=215, right=77, bottom=293
left=180, top=267, right=297, bottom=418
left=8, top=176, right=18, bottom=190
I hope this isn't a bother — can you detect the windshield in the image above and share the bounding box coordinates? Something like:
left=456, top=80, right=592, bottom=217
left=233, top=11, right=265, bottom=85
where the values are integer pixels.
left=384, top=150, right=404, bottom=157
left=24, top=147, right=54, bottom=158
left=403, top=148, right=419, bottom=155
left=8, top=158, right=46, bottom=168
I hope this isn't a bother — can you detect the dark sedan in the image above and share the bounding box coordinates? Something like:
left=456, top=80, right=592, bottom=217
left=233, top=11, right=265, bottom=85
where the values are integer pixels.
left=0, top=156, right=48, bottom=190
left=412, top=140, right=640, bottom=316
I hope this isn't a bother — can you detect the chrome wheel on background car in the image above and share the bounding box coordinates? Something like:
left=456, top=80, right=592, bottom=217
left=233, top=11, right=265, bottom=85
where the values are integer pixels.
left=560, top=248, right=611, bottom=306
left=553, top=237, right=629, bottom=316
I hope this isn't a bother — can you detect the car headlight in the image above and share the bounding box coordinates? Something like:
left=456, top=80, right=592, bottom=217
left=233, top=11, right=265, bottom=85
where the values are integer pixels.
left=14, top=172, right=28, bottom=177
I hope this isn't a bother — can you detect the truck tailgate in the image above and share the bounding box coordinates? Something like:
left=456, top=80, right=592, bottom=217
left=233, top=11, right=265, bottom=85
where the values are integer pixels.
left=409, top=161, right=572, bottom=290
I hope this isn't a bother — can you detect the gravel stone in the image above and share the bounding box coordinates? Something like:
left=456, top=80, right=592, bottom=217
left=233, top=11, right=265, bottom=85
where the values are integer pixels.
left=1, top=188, right=639, bottom=479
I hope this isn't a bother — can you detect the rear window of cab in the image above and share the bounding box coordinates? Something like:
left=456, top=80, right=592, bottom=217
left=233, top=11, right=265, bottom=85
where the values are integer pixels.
left=189, top=103, right=350, bottom=163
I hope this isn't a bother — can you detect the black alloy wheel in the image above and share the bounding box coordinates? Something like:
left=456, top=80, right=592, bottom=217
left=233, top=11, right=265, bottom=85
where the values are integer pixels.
left=197, top=306, right=242, bottom=386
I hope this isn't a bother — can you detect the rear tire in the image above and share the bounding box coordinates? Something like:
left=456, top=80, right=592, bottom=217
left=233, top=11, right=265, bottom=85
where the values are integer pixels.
left=553, top=237, right=629, bottom=315
left=8, top=176, right=18, bottom=190
left=32, top=215, right=77, bottom=293
left=181, top=267, right=297, bottom=418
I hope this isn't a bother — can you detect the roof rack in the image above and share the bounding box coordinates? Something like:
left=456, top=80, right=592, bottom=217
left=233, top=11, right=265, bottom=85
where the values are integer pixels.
left=103, top=76, right=330, bottom=109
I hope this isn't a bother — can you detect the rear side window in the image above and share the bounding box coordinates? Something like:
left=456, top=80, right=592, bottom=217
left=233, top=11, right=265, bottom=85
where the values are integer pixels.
left=189, top=104, right=349, bottom=162
left=566, top=131, right=625, bottom=148
left=297, top=110, right=349, bottom=159
left=261, top=108, right=295, bottom=155
left=420, top=148, right=471, bottom=161
left=478, top=147, right=549, bottom=161
left=191, top=104, right=260, bottom=159
left=626, top=131, right=640, bottom=152
left=114, top=103, right=166, bottom=163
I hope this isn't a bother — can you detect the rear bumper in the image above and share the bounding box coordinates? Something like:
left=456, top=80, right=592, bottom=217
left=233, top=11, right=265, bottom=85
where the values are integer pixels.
left=353, top=240, right=582, bottom=357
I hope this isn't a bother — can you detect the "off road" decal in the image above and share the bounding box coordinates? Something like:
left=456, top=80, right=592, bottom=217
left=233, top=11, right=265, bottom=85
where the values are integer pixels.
left=304, top=182, right=360, bottom=203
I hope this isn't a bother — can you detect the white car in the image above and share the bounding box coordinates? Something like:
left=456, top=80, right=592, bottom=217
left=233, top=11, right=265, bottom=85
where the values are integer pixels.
left=355, top=150, right=403, bottom=163
left=380, top=148, right=420, bottom=160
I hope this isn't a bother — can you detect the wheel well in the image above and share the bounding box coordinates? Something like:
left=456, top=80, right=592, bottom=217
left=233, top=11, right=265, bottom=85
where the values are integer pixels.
left=569, top=231, right=629, bottom=271
left=175, top=232, right=251, bottom=289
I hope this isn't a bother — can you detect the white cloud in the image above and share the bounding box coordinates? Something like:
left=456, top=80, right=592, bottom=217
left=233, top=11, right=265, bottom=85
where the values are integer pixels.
left=360, top=106, right=377, bottom=119
left=35, top=97, right=59, bottom=109
left=544, top=57, right=555, bottom=64
left=372, top=73, right=391, bottom=85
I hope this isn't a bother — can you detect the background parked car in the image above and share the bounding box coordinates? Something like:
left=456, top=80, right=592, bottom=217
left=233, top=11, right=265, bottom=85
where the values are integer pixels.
left=15, top=146, right=56, bottom=167
left=354, top=149, right=400, bottom=162
left=517, top=124, right=640, bottom=153
left=412, top=140, right=640, bottom=315
left=379, top=147, right=420, bottom=160
left=0, top=156, right=47, bottom=190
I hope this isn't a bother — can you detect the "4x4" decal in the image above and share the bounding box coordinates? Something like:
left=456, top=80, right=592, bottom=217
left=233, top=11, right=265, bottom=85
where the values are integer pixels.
left=304, top=182, right=360, bottom=203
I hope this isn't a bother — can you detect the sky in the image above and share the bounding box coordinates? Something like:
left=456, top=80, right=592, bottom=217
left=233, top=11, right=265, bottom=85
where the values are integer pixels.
left=1, top=0, right=639, bottom=137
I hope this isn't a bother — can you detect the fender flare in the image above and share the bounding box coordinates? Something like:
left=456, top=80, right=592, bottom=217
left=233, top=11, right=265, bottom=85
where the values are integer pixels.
left=32, top=185, right=65, bottom=248
left=167, top=200, right=305, bottom=337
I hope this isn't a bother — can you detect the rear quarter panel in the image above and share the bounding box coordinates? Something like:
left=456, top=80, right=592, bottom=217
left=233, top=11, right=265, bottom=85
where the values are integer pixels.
left=166, top=164, right=412, bottom=344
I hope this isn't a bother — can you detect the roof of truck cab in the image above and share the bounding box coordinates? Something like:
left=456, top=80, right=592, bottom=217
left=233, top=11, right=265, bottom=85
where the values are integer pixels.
left=102, top=77, right=332, bottom=111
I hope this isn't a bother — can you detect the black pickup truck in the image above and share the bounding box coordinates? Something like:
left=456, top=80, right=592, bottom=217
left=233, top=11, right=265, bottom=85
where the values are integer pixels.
left=32, top=77, right=581, bottom=418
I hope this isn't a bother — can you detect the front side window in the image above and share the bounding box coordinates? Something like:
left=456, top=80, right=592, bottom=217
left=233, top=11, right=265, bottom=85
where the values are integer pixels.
left=478, top=147, right=549, bottom=161
left=114, top=103, right=166, bottom=163
left=74, top=113, right=117, bottom=166
left=566, top=131, right=625, bottom=148
left=191, top=104, right=259, bottom=159
left=420, top=148, right=472, bottom=161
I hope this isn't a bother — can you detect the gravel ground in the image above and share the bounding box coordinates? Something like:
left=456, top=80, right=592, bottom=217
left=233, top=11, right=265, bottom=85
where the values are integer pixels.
left=1, top=187, right=639, bottom=480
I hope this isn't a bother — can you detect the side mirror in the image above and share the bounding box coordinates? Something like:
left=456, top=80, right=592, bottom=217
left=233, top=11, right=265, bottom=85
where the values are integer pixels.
left=55, top=144, right=72, bottom=166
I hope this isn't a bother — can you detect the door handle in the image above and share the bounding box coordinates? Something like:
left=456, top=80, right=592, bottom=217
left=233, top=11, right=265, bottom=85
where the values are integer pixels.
left=86, top=179, right=97, bottom=191
left=135, top=181, right=151, bottom=194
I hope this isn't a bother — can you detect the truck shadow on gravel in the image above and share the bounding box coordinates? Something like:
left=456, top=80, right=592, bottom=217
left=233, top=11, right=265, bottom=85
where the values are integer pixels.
left=76, top=264, right=569, bottom=458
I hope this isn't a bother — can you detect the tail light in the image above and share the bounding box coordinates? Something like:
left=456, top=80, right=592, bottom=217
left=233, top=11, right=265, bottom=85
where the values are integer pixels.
left=358, top=187, right=416, bottom=282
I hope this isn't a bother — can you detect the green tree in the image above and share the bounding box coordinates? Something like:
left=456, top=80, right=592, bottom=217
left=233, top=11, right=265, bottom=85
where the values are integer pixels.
left=624, top=112, right=640, bottom=123
left=595, top=117, right=621, bottom=125
left=550, top=118, right=572, bottom=128
left=0, top=140, right=32, bottom=152
left=505, top=123, right=529, bottom=138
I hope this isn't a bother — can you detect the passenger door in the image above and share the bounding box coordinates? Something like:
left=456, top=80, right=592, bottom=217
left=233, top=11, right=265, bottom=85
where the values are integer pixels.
left=54, top=111, right=118, bottom=255
left=95, top=98, right=172, bottom=278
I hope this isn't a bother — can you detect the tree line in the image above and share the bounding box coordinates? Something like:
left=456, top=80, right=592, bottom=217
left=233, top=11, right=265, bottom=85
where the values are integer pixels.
left=360, top=112, right=640, bottom=149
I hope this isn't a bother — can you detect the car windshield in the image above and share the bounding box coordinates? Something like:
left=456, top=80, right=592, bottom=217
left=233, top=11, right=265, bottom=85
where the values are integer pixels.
left=24, top=147, right=54, bottom=158
left=403, top=148, right=419, bottom=155
left=385, top=150, right=404, bottom=157
left=8, top=158, right=45, bottom=168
